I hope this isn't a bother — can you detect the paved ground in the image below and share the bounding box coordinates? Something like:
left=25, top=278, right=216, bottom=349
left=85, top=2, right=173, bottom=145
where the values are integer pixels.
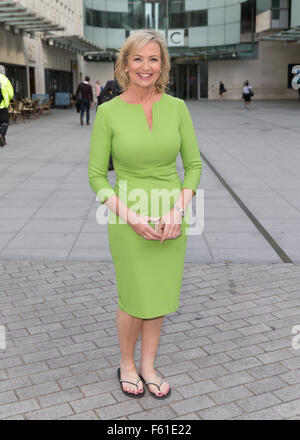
left=1, top=260, right=300, bottom=420
left=0, top=100, right=300, bottom=420
left=1, top=100, right=300, bottom=262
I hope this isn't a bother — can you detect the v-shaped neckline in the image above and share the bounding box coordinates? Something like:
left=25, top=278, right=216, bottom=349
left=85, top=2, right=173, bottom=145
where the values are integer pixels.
left=117, top=93, right=165, bottom=134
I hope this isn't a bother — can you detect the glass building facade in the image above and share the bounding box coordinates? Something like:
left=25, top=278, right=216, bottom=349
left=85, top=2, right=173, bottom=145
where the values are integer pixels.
left=84, top=0, right=254, bottom=51
left=256, top=0, right=290, bottom=28
left=84, top=0, right=257, bottom=99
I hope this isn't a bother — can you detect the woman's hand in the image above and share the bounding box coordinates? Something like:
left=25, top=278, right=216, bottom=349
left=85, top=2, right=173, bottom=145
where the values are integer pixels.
left=160, top=208, right=182, bottom=244
left=128, top=211, right=162, bottom=241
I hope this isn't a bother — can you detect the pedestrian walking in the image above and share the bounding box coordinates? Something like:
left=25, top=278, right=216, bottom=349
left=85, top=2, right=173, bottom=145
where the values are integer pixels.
left=242, top=80, right=254, bottom=109
left=219, top=81, right=226, bottom=99
left=98, top=79, right=122, bottom=171
left=0, top=65, right=14, bottom=147
left=95, top=80, right=101, bottom=107
left=76, top=76, right=94, bottom=126
left=88, top=30, right=202, bottom=399
left=98, top=79, right=122, bottom=105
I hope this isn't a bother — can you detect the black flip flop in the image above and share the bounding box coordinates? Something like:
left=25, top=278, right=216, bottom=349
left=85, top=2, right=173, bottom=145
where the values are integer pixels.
left=117, top=368, right=145, bottom=398
left=139, top=374, right=171, bottom=399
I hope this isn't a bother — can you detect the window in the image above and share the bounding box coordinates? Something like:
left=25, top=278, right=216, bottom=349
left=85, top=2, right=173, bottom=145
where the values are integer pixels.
left=188, top=10, right=207, bottom=28
left=272, top=0, right=280, bottom=20
left=169, top=1, right=185, bottom=29
left=241, top=0, right=256, bottom=33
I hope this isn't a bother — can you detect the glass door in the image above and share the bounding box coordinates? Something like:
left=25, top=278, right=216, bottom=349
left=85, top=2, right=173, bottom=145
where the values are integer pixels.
left=169, top=64, right=198, bottom=100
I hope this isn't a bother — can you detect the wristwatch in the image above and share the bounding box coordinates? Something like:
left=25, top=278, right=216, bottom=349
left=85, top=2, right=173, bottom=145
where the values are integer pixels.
left=174, top=205, right=185, bottom=217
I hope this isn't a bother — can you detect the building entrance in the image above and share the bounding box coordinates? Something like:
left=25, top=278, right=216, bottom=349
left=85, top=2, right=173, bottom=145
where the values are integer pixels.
left=29, top=67, right=36, bottom=96
left=169, top=61, right=208, bottom=100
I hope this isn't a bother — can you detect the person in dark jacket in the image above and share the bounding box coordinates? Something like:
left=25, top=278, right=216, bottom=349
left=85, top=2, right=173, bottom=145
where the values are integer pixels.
left=98, top=80, right=122, bottom=170
left=219, top=81, right=226, bottom=99
left=99, top=80, right=122, bottom=105
left=76, top=76, right=94, bottom=126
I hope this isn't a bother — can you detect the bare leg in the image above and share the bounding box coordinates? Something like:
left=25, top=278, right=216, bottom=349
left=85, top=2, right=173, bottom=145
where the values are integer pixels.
left=138, top=315, right=170, bottom=396
left=117, top=307, right=143, bottom=394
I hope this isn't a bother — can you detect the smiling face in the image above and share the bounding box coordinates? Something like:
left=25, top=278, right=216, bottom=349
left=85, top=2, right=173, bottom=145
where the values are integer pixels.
left=126, top=41, right=162, bottom=91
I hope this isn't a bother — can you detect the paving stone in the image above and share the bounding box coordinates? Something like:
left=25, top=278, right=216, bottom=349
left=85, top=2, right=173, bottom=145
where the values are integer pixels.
left=30, top=367, right=73, bottom=385
left=60, top=411, right=99, bottom=420
left=47, top=353, right=87, bottom=369
left=168, top=347, right=207, bottom=362
left=21, top=348, right=61, bottom=363
left=0, top=391, right=18, bottom=405
left=172, top=412, right=200, bottom=420
left=226, top=345, right=264, bottom=360
left=0, top=376, right=31, bottom=394
left=239, top=323, right=272, bottom=336
left=158, top=361, right=198, bottom=377
left=234, top=333, right=269, bottom=347
left=273, top=383, right=300, bottom=402
left=249, top=363, right=289, bottom=379
left=70, top=358, right=110, bottom=375
left=70, top=393, right=116, bottom=413
left=233, top=408, right=282, bottom=420
left=168, top=373, right=195, bottom=387
left=58, top=372, right=100, bottom=391
left=256, top=348, right=297, bottom=364
left=223, top=357, right=262, bottom=373
left=273, top=399, right=300, bottom=418
left=80, top=378, right=119, bottom=397
left=246, top=377, right=287, bottom=395
left=38, top=389, right=84, bottom=409
left=214, top=372, right=254, bottom=389
left=96, top=401, right=144, bottom=420
left=170, top=395, right=215, bottom=415
left=197, top=402, right=243, bottom=420
left=192, top=352, right=232, bottom=369
left=0, top=356, right=23, bottom=370
left=209, top=385, right=253, bottom=405
left=236, top=392, right=281, bottom=413
left=177, top=380, right=219, bottom=398
left=16, top=381, right=60, bottom=400
left=7, top=362, right=49, bottom=378
left=25, top=403, right=74, bottom=420
left=280, top=369, right=300, bottom=385
left=0, top=399, right=40, bottom=419
left=216, top=320, right=249, bottom=332
left=202, top=340, right=239, bottom=355
left=188, top=365, right=228, bottom=381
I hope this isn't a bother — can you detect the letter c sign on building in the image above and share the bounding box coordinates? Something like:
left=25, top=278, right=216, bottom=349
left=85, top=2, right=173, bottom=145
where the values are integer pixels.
left=167, top=29, right=184, bottom=47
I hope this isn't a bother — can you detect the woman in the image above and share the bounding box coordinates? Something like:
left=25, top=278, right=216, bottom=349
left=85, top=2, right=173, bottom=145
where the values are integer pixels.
left=95, top=80, right=101, bottom=107
left=88, top=30, right=202, bottom=399
left=242, top=80, right=253, bottom=109
left=219, top=81, right=226, bottom=99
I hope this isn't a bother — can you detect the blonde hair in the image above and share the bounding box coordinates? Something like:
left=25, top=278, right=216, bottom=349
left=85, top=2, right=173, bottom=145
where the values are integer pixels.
left=115, top=30, right=170, bottom=93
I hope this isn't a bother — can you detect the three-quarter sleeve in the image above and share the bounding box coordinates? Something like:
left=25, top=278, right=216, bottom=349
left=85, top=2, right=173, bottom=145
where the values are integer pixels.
left=179, top=100, right=202, bottom=194
left=88, top=106, right=116, bottom=204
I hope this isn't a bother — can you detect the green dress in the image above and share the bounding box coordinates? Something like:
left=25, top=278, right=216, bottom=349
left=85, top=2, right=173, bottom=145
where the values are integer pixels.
left=88, top=93, right=202, bottom=319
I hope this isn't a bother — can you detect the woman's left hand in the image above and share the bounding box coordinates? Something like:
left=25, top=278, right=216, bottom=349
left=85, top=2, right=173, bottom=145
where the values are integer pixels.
left=160, top=208, right=182, bottom=244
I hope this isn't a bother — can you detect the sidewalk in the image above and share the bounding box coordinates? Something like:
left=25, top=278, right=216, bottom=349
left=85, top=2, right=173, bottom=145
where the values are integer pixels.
left=0, top=101, right=300, bottom=262
left=0, top=101, right=300, bottom=420
left=0, top=260, right=300, bottom=420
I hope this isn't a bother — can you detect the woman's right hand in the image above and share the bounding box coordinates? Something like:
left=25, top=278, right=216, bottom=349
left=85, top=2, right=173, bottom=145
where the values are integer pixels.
left=127, top=211, right=162, bottom=241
